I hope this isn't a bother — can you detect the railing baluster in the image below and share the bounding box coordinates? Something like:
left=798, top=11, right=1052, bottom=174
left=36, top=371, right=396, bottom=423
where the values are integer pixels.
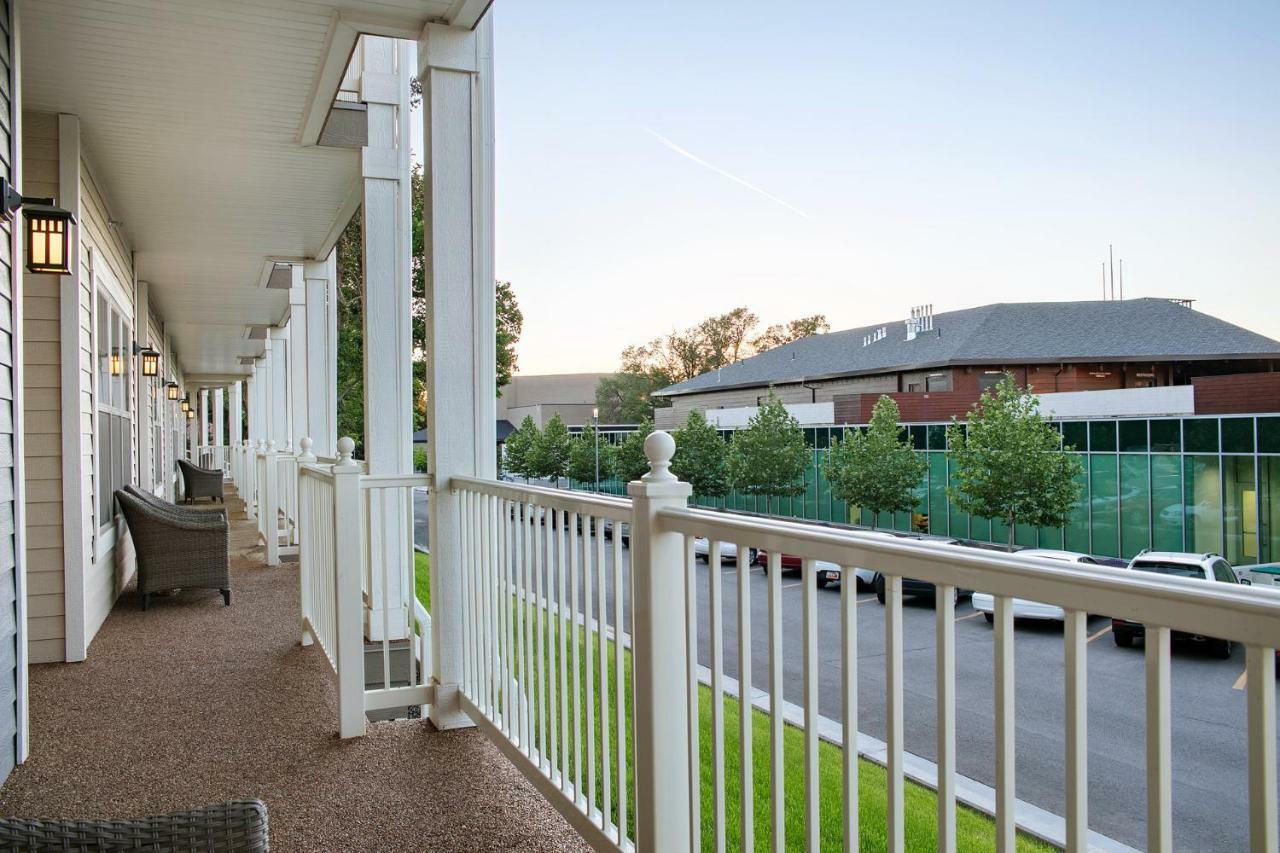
left=710, top=540, right=726, bottom=853
left=585, top=514, right=598, bottom=823
left=1145, top=625, right=1172, bottom=853
left=685, top=536, right=702, bottom=850
left=380, top=491, right=391, bottom=691
left=737, top=541, right=753, bottom=851
left=768, top=551, right=784, bottom=853
left=613, top=522, right=627, bottom=839
left=1246, top=644, right=1278, bottom=852
left=596, top=516, right=611, bottom=834
left=1064, top=609, right=1088, bottom=853
left=994, top=594, right=1015, bottom=853
left=521, top=502, right=533, bottom=756
left=559, top=511, right=571, bottom=791
left=802, top=558, right=819, bottom=851
left=841, top=564, right=857, bottom=852
left=570, top=511, right=583, bottom=805
left=937, top=583, right=956, bottom=852
left=536, top=504, right=548, bottom=771
left=885, top=573, right=904, bottom=853
left=546, top=509, right=559, bottom=782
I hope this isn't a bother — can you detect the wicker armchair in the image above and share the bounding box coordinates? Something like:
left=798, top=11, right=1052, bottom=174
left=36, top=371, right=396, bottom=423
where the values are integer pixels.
left=178, top=458, right=224, bottom=504
left=124, top=485, right=226, bottom=525
left=116, top=490, right=231, bottom=610
left=0, top=799, right=268, bottom=851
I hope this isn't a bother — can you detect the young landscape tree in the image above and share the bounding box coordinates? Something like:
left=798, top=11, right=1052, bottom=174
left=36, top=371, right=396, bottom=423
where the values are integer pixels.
left=503, top=415, right=538, bottom=482
left=946, top=376, right=1084, bottom=550
left=567, top=423, right=602, bottom=488
left=728, top=394, right=810, bottom=515
left=528, top=414, right=572, bottom=486
left=825, top=395, right=926, bottom=529
left=609, top=417, right=655, bottom=484
left=671, top=410, right=730, bottom=500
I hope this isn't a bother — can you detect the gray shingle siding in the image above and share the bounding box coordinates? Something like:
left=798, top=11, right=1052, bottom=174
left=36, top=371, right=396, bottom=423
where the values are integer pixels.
left=655, top=299, right=1280, bottom=398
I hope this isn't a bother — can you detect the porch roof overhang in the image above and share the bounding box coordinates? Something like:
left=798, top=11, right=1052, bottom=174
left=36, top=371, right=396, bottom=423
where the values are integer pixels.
left=20, top=0, right=481, bottom=383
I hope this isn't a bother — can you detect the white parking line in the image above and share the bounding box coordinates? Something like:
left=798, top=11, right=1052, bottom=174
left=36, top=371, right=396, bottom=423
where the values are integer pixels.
left=1233, top=670, right=1247, bottom=691
left=956, top=611, right=984, bottom=623
left=857, top=596, right=878, bottom=605
left=1087, top=625, right=1112, bottom=644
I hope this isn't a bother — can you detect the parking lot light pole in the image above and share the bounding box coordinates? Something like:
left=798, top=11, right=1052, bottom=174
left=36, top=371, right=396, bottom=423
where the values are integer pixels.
left=592, top=407, right=600, bottom=492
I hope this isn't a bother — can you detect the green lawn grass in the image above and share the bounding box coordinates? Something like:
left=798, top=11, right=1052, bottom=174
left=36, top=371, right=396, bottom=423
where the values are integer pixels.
left=411, top=562, right=1053, bottom=851
left=414, top=551, right=430, bottom=612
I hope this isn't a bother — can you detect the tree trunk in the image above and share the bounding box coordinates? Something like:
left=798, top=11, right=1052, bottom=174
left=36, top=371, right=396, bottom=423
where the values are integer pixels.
left=1007, top=514, right=1017, bottom=552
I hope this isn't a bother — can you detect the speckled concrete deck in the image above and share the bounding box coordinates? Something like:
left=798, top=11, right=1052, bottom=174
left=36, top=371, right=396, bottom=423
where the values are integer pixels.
left=0, top=486, right=589, bottom=852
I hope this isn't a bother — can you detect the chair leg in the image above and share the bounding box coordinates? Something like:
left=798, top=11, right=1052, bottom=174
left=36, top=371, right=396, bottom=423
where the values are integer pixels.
left=142, top=593, right=150, bottom=611
left=221, top=589, right=231, bottom=607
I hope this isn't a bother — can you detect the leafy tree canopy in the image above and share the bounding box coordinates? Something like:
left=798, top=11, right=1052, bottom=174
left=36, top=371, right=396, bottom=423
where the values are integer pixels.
left=503, top=415, right=539, bottom=481
left=824, top=395, right=925, bottom=528
left=671, top=410, right=730, bottom=499
left=945, top=377, right=1084, bottom=549
left=727, top=393, right=809, bottom=512
left=567, top=423, right=602, bottom=485
left=527, top=414, right=572, bottom=484
left=596, top=307, right=829, bottom=422
left=609, top=418, right=654, bottom=484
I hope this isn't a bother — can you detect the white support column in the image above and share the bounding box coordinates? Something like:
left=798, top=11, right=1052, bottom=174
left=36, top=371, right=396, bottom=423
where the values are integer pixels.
left=212, top=386, right=225, bottom=450
left=361, top=34, right=415, bottom=643
left=420, top=16, right=495, bottom=729
left=304, top=252, right=338, bottom=458
left=199, top=389, right=209, bottom=455
left=230, top=380, right=243, bottom=447
left=269, top=327, right=290, bottom=451
left=287, top=265, right=310, bottom=450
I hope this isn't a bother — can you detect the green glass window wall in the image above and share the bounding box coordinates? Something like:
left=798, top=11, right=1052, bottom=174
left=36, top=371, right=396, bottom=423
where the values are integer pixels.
left=583, top=415, right=1280, bottom=565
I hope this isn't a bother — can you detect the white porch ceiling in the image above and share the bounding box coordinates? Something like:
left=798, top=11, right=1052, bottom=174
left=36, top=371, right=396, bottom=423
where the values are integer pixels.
left=20, top=0, right=460, bottom=380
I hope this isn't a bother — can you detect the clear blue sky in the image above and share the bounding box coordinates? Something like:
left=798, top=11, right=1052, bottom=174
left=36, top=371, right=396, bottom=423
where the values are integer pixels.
left=466, top=2, right=1278, bottom=374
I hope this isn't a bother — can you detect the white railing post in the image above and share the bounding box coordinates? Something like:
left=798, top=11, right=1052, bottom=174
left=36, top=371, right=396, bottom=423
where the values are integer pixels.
left=297, top=437, right=317, bottom=648
left=262, top=443, right=280, bottom=566
left=332, top=437, right=366, bottom=738
left=627, top=430, right=693, bottom=852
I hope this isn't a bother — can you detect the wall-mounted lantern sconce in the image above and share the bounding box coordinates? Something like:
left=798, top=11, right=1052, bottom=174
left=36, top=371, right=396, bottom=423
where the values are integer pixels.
left=1, top=177, right=76, bottom=275
left=165, top=381, right=180, bottom=400
left=136, top=344, right=160, bottom=377
left=109, top=349, right=122, bottom=377
left=187, top=409, right=195, bottom=420
left=180, top=398, right=190, bottom=413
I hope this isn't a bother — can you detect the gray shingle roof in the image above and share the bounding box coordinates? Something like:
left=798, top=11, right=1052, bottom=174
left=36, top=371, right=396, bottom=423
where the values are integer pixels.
left=654, top=298, right=1280, bottom=398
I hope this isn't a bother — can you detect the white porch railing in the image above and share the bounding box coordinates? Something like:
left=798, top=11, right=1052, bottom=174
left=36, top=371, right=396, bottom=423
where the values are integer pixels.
left=285, top=429, right=1280, bottom=852
left=296, top=437, right=432, bottom=738
left=197, top=444, right=230, bottom=477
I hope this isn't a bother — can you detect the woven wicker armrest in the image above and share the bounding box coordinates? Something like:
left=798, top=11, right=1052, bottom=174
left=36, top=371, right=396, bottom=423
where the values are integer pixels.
left=124, top=486, right=227, bottom=527
left=0, top=799, right=269, bottom=851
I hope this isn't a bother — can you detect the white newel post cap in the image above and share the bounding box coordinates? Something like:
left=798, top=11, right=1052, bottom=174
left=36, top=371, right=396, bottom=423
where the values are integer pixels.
left=267, top=439, right=277, bottom=452
left=642, top=430, right=677, bottom=483
left=335, top=436, right=359, bottom=470
left=297, top=436, right=316, bottom=463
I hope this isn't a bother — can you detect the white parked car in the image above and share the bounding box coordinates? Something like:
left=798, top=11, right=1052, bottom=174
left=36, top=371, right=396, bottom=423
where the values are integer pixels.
left=692, top=538, right=757, bottom=565
left=971, top=549, right=1100, bottom=622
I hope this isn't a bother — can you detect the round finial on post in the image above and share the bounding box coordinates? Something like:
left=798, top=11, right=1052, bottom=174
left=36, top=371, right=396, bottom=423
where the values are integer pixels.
left=641, top=430, right=677, bottom=483
left=335, top=436, right=358, bottom=470
left=267, top=439, right=277, bottom=452
left=298, top=436, right=316, bottom=463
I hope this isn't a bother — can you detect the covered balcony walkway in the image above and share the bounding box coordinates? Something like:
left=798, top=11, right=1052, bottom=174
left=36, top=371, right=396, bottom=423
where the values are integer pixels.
left=0, top=486, right=588, bottom=851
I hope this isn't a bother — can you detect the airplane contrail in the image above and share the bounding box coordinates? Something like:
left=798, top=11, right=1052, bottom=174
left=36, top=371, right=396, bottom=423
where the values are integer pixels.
left=644, top=128, right=812, bottom=220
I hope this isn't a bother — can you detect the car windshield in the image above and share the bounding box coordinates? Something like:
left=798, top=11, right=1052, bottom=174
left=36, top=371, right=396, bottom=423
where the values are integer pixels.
left=1130, top=560, right=1204, bottom=578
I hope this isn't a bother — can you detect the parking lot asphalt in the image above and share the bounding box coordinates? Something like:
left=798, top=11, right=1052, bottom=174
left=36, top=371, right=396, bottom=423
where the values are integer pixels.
left=412, top=505, right=1269, bottom=851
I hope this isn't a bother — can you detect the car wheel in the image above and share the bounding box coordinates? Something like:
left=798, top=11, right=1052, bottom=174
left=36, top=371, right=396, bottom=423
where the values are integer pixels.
left=983, top=612, right=994, bottom=624
left=816, top=575, right=829, bottom=589
left=1113, top=629, right=1134, bottom=648
left=1214, top=638, right=1233, bottom=659
left=874, top=574, right=886, bottom=604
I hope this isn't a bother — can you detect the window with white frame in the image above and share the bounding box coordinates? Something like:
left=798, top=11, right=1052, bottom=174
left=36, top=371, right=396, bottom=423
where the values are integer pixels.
left=96, top=291, right=133, bottom=530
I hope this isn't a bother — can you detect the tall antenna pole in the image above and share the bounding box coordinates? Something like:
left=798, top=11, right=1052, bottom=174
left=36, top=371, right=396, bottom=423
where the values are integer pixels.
left=1119, top=259, right=1124, bottom=300
left=1102, top=262, right=1107, bottom=300
left=1109, top=244, right=1115, bottom=301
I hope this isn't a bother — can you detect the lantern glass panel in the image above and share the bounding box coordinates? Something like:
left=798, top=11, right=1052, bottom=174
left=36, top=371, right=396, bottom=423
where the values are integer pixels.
left=140, top=349, right=159, bottom=377
left=24, top=209, right=74, bottom=275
